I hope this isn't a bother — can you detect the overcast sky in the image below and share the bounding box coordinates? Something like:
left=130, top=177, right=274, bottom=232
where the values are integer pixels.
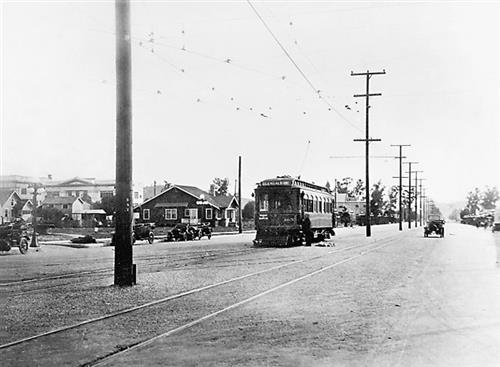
left=1, top=1, right=499, bottom=202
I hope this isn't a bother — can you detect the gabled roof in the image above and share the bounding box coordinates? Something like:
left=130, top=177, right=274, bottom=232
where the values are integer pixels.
left=0, top=190, right=21, bottom=205
left=41, top=196, right=81, bottom=205
left=14, top=199, right=32, bottom=211
left=213, top=194, right=238, bottom=208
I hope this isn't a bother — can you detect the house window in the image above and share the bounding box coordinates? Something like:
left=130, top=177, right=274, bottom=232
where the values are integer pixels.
left=134, top=192, right=139, bottom=199
left=101, top=191, right=114, bottom=199
left=165, top=209, right=177, bottom=220
left=143, top=209, right=150, bottom=220
left=63, top=204, right=69, bottom=209
left=205, top=208, right=213, bottom=220
left=21, top=188, right=27, bottom=195
left=185, top=208, right=198, bottom=219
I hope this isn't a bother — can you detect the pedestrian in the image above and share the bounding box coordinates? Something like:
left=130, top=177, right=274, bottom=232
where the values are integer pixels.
left=302, top=214, right=312, bottom=246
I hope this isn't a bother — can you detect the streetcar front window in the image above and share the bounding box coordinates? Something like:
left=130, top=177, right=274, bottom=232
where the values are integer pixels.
left=259, top=194, right=269, bottom=211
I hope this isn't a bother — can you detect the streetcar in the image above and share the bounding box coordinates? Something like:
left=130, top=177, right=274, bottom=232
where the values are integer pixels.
left=253, top=176, right=335, bottom=247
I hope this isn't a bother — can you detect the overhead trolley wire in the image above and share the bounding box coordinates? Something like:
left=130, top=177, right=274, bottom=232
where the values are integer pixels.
left=246, top=0, right=362, bottom=133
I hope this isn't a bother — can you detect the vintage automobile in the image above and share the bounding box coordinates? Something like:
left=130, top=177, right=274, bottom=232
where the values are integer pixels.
left=424, top=219, right=445, bottom=238
left=165, top=223, right=212, bottom=242
left=111, top=222, right=155, bottom=245
left=0, top=221, right=30, bottom=254
left=132, top=223, right=155, bottom=244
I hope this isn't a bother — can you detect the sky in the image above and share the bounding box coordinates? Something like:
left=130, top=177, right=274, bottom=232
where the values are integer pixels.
left=1, top=1, right=499, bottom=203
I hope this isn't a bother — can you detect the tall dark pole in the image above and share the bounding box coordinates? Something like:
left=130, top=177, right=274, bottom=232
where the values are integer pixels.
left=351, top=69, right=385, bottom=237
left=404, top=162, right=418, bottom=229
left=238, top=156, right=242, bottom=234
left=418, top=179, right=426, bottom=226
left=114, top=0, right=135, bottom=286
left=391, top=144, right=410, bottom=231
left=30, top=184, right=40, bottom=247
left=413, top=171, right=423, bottom=227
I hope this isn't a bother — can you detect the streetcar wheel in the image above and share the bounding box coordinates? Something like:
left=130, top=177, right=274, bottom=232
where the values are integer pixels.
left=19, top=238, right=29, bottom=254
left=148, top=232, right=154, bottom=244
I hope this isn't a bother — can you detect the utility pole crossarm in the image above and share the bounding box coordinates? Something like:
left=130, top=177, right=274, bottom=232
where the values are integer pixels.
left=354, top=93, right=382, bottom=97
left=351, top=70, right=386, bottom=76
left=353, top=138, right=382, bottom=142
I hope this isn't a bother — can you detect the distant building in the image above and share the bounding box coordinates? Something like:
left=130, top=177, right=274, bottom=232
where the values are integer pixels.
left=0, top=190, right=23, bottom=224
left=43, top=176, right=143, bottom=206
left=135, top=184, right=239, bottom=227
left=0, top=175, right=46, bottom=202
left=335, top=193, right=366, bottom=217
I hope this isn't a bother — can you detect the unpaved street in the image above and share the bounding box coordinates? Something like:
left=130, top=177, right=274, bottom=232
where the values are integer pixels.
left=1, top=224, right=499, bottom=366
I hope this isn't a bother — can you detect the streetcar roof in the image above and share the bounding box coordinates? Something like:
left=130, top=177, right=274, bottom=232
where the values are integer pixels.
left=256, top=176, right=331, bottom=194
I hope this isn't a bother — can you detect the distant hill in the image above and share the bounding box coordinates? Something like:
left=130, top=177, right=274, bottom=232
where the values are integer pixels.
left=435, top=201, right=465, bottom=219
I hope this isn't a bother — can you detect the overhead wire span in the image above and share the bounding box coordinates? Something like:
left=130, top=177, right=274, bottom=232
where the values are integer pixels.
left=246, top=0, right=362, bottom=133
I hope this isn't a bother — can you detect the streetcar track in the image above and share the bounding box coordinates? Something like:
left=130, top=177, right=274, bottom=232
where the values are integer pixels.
left=89, top=239, right=398, bottom=366
left=0, top=248, right=261, bottom=287
left=0, top=237, right=398, bottom=350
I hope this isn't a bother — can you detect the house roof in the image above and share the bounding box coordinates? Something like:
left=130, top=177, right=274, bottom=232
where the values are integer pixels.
left=140, top=184, right=239, bottom=210
left=0, top=190, right=20, bottom=205
left=13, top=199, right=32, bottom=211
left=41, top=196, right=81, bottom=205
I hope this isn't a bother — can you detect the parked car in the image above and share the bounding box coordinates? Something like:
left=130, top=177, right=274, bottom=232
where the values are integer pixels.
left=133, top=223, right=155, bottom=244
left=166, top=223, right=212, bottom=242
left=111, top=222, right=155, bottom=245
left=0, top=221, right=30, bottom=254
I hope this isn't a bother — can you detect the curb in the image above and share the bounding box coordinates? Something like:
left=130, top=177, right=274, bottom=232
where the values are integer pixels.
left=40, top=230, right=257, bottom=248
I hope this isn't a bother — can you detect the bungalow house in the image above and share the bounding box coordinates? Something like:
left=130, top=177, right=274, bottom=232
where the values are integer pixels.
left=135, top=185, right=239, bottom=227
left=0, top=190, right=23, bottom=224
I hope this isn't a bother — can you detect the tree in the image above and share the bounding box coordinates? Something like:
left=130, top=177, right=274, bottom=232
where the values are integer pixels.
left=428, top=199, right=442, bottom=218
left=39, top=207, right=64, bottom=224
left=370, top=181, right=386, bottom=217
left=448, top=208, right=460, bottom=221
left=335, top=177, right=353, bottom=194
left=465, top=188, right=481, bottom=215
left=325, top=181, right=331, bottom=193
left=481, top=186, right=499, bottom=210
left=242, top=201, right=255, bottom=220
left=352, top=179, right=365, bottom=200
left=209, top=177, right=229, bottom=197
left=93, top=195, right=116, bottom=215
left=384, top=185, right=399, bottom=217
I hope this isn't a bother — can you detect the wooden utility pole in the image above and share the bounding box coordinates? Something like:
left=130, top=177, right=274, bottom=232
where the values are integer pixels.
left=238, top=156, right=242, bottom=234
left=412, top=171, right=423, bottom=227
left=114, top=0, right=135, bottom=286
left=29, top=183, right=42, bottom=248
left=418, top=179, right=426, bottom=226
left=404, top=162, right=418, bottom=229
left=351, top=69, right=385, bottom=237
left=391, top=144, right=410, bottom=231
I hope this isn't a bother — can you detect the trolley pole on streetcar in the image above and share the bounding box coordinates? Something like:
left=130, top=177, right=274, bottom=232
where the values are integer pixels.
left=351, top=69, right=385, bottom=237
left=238, top=156, right=242, bottom=234
left=403, top=162, right=418, bottom=229
left=391, top=144, right=410, bottom=231
left=114, top=0, right=135, bottom=286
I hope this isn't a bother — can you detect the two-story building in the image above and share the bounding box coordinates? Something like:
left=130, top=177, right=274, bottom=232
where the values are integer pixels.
left=44, top=177, right=143, bottom=205
left=135, top=184, right=239, bottom=227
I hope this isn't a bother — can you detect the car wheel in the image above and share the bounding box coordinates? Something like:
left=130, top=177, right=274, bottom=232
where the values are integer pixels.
left=18, top=238, right=29, bottom=254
